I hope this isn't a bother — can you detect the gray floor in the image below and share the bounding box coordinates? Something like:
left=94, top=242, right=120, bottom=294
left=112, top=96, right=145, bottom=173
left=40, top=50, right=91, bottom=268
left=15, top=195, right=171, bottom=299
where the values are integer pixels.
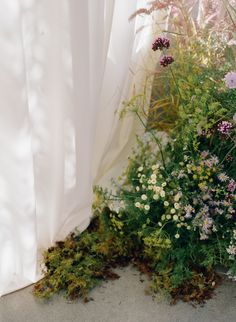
left=0, top=266, right=236, bottom=322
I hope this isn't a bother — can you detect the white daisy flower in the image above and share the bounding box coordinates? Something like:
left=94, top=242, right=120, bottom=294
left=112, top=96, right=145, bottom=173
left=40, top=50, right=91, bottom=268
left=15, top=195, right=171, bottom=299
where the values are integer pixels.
left=174, top=203, right=180, bottom=209
left=160, top=191, right=165, bottom=198
left=135, top=202, right=141, bottom=208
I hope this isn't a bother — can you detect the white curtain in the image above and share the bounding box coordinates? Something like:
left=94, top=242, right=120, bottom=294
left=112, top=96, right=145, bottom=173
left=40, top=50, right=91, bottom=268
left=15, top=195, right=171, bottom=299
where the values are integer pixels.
left=0, top=0, right=158, bottom=296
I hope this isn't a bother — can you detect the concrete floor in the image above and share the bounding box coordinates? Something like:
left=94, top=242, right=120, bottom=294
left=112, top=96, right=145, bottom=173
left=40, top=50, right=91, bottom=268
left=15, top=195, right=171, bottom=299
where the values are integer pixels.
left=0, top=266, right=236, bottom=322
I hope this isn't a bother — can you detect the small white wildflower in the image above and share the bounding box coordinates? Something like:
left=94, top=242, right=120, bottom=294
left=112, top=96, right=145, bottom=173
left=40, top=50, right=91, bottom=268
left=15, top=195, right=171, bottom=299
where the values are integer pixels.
left=152, top=164, right=159, bottom=170
left=212, top=226, right=218, bottom=232
left=173, top=214, right=179, bottom=221
left=228, top=206, right=235, bottom=214
left=162, top=182, right=167, bottom=187
left=218, top=173, right=229, bottom=182
left=170, top=208, right=176, bottom=214
left=138, top=166, right=143, bottom=172
left=164, top=201, right=169, bottom=207
left=175, top=233, right=180, bottom=239
left=144, top=205, right=150, bottom=211
left=187, top=225, right=191, bottom=230
left=153, top=194, right=159, bottom=200
left=177, top=223, right=181, bottom=228
left=158, top=222, right=162, bottom=227
left=141, top=194, right=147, bottom=201
left=174, top=193, right=182, bottom=202
left=184, top=155, right=189, bottom=162
left=227, top=245, right=236, bottom=255
left=233, top=230, right=236, bottom=239
left=166, top=214, right=171, bottom=220
left=151, top=173, right=157, bottom=180
left=151, top=179, right=157, bottom=185
left=160, top=191, right=166, bottom=198
left=136, top=186, right=140, bottom=191
left=135, top=202, right=141, bottom=208
left=177, top=170, right=185, bottom=179
left=161, top=215, right=166, bottom=221
left=174, top=203, right=180, bottom=209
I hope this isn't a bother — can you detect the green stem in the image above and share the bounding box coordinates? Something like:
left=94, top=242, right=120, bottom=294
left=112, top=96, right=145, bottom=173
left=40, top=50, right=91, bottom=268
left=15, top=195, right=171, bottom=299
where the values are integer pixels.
left=135, top=111, right=166, bottom=169
left=170, top=66, right=182, bottom=99
left=220, top=144, right=236, bottom=164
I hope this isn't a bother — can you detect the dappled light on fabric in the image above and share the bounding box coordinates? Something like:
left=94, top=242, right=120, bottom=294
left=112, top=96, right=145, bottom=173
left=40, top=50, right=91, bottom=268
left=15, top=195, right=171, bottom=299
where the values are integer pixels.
left=0, top=0, right=156, bottom=296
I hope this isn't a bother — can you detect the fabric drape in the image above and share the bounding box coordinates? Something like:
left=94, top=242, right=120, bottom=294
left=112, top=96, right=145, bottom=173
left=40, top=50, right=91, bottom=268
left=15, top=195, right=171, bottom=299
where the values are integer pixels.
left=0, top=0, right=157, bottom=296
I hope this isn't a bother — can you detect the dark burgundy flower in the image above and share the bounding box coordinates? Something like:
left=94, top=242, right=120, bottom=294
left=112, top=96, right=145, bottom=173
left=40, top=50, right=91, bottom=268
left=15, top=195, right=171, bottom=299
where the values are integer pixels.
left=226, top=154, right=233, bottom=162
left=207, top=128, right=215, bottom=136
left=152, top=37, right=170, bottom=51
left=160, top=55, right=174, bottom=67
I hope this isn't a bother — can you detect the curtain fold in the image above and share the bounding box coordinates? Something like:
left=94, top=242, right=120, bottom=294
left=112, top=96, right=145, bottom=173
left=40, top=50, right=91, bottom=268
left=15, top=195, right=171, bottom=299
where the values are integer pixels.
left=0, top=0, right=157, bottom=296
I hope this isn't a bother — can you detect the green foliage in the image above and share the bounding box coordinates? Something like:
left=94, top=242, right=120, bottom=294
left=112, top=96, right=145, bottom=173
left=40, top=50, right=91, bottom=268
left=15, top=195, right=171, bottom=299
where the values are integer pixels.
left=33, top=215, right=133, bottom=300
left=34, top=1, right=236, bottom=304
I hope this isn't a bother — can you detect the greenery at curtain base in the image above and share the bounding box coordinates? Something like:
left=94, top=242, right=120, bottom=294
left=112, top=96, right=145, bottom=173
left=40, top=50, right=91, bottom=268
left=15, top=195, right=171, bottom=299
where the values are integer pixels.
left=33, top=0, right=236, bottom=305
left=33, top=208, right=222, bottom=305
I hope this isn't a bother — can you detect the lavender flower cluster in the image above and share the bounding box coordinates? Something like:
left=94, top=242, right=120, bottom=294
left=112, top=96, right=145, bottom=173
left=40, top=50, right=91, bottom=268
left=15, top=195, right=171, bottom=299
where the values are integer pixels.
left=224, top=71, right=236, bottom=89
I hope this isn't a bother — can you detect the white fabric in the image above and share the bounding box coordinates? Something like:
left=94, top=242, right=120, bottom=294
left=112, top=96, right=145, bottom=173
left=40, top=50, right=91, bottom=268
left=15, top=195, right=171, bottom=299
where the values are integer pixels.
left=0, top=0, right=157, bottom=296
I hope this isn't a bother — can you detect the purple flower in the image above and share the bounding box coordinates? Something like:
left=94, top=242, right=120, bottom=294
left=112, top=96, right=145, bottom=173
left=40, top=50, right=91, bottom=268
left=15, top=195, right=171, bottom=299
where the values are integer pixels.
left=160, top=55, right=174, bottom=67
left=184, top=204, right=195, bottom=218
left=227, top=179, right=236, bottom=193
left=217, top=121, right=233, bottom=135
left=152, top=37, right=170, bottom=51
left=224, top=71, right=236, bottom=89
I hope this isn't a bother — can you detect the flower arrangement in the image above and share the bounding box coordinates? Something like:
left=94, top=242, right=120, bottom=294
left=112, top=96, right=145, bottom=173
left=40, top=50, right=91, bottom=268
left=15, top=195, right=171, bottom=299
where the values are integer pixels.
left=33, top=0, right=236, bottom=304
